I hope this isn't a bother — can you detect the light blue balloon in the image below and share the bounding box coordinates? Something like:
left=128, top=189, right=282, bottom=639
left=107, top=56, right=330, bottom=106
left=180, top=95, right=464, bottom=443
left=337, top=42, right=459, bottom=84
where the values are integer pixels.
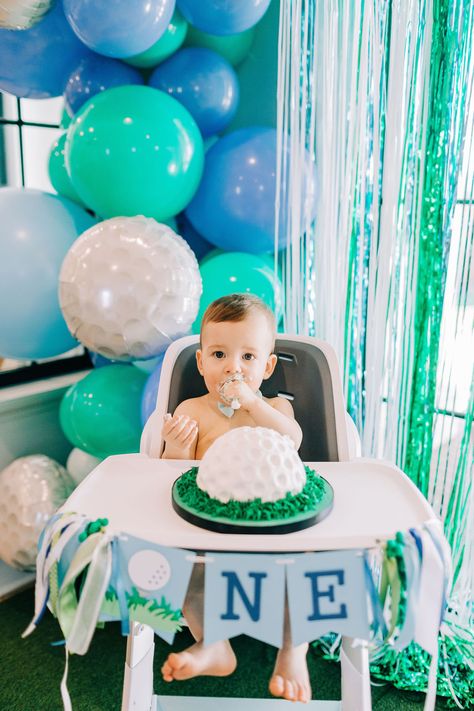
left=177, top=0, right=271, bottom=35
left=64, top=54, right=144, bottom=117
left=141, top=354, right=165, bottom=425
left=186, top=127, right=317, bottom=253
left=63, top=0, right=176, bottom=58
left=149, top=48, right=239, bottom=138
left=0, top=189, right=96, bottom=360
left=0, top=3, right=90, bottom=98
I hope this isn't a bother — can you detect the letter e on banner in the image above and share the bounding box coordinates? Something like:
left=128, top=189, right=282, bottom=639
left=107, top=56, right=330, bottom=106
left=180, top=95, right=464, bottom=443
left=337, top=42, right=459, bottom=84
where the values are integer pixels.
left=287, top=551, right=370, bottom=645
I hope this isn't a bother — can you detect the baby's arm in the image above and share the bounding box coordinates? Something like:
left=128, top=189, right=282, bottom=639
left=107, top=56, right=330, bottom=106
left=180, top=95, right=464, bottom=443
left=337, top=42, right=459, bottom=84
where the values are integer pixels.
left=224, top=381, right=302, bottom=448
left=248, top=396, right=303, bottom=449
left=161, top=400, right=199, bottom=460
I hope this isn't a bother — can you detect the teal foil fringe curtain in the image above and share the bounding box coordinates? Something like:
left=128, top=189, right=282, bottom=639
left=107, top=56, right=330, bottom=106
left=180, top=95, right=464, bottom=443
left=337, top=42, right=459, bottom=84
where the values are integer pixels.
left=276, top=0, right=473, bottom=705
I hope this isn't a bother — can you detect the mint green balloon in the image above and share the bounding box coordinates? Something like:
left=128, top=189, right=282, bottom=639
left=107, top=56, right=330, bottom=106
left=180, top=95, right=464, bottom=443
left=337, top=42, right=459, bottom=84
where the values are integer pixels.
left=193, top=251, right=283, bottom=333
left=125, top=10, right=188, bottom=68
left=185, top=25, right=255, bottom=66
left=48, top=133, right=84, bottom=206
left=66, top=85, right=204, bottom=222
left=59, top=365, right=148, bottom=459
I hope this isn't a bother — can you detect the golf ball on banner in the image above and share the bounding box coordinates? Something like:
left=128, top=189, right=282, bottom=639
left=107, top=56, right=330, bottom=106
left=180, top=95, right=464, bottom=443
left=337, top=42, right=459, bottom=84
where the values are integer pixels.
left=0, top=455, right=75, bottom=571
left=59, top=216, right=202, bottom=361
left=128, top=549, right=171, bottom=591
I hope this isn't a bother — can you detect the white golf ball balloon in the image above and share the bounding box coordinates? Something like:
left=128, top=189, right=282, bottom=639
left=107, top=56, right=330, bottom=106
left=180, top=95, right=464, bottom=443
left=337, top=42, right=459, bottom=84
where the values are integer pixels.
left=59, top=216, right=202, bottom=361
left=0, top=455, right=75, bottom=571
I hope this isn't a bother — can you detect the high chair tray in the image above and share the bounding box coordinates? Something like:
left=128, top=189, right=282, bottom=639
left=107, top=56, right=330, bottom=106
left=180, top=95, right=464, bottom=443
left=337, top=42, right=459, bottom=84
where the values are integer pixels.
left=63, top=454, right=437, bottom=551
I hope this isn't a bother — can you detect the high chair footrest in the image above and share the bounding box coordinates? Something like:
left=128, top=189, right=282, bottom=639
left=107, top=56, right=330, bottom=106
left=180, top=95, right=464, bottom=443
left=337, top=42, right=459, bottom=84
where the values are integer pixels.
left=154, top=697, right=341, bottom=710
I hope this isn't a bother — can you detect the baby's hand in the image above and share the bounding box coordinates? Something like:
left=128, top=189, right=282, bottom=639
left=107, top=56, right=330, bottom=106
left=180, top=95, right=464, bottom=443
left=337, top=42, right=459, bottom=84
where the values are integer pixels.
left=162, top=414, right=198, bottom=451
left=221, top=380, right=257, bottom=410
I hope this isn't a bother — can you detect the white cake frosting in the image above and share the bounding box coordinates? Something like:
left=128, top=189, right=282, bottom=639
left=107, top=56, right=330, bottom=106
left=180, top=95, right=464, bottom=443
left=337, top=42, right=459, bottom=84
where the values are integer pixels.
left=196, top=426, right=306, bottom=504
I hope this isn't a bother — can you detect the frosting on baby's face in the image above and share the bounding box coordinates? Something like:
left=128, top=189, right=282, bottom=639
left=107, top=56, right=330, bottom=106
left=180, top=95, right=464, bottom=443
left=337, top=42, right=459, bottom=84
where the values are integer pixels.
left=196, top=312, right=277, bottom=403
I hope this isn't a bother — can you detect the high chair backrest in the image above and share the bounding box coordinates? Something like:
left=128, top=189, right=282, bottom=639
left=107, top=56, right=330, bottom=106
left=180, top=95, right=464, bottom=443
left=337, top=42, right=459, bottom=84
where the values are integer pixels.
left=140, top=334, right=351, bottom=461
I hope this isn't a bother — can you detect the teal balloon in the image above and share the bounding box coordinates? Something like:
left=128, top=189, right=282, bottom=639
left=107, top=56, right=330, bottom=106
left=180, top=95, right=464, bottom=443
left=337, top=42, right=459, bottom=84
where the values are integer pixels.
left=66, top=85, right=204, bottom=222
left=193, top=251, right=283, bottom=333
left=185, top=25, right=255, bottom=66
left=125, top=10, right=188, bottom=68
left=0, top=188, right=96, bottom=360
left=59, top=365, right=148, bottom=459
left=48, top=133, right=84, bottom=206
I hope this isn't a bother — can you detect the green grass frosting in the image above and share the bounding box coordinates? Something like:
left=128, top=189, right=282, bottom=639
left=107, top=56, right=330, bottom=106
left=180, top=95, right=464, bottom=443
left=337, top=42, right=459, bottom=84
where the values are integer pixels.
left=175, top=466, right=326, bottom=521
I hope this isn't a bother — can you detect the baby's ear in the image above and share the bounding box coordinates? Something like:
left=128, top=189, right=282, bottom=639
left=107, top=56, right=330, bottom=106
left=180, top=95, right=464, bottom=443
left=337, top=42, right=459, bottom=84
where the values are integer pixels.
left=263, top=353, right=278, bottom=380
left=196, top=349, right=204, bottom=375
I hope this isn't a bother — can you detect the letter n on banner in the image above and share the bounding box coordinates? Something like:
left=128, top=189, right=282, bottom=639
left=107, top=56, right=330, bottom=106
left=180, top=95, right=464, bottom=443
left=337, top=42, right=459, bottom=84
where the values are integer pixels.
left=287, top=550, right=371, bottom=645
left=204, top=553, right=285, bottom=648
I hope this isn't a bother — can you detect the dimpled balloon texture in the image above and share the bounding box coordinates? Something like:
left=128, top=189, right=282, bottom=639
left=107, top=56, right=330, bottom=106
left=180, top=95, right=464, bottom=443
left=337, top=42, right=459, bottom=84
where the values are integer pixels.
left=59, top=216, right=202, bottom=361
left=0, top=455, right=75, bottom=571
left=64, top=53, right=144, bottom=117
left=63, top=0, right=176, bottom=58
left=149, top=47, right=239, bottom=138
left=0, top=2, right=90, bottom=98
left=65, top=85, right=204, bottom=222
left=197, top=427, right=306, bottom=503
left=177, top=0, right=271, bottom=35
left=0, top=188, right=96, bottom=360
left=59, top=365, right=148, bottom=459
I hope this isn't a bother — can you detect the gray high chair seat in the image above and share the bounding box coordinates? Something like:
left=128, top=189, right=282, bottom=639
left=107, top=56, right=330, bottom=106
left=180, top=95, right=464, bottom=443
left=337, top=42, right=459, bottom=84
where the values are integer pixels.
left=141, top=334, right=358, bottom=461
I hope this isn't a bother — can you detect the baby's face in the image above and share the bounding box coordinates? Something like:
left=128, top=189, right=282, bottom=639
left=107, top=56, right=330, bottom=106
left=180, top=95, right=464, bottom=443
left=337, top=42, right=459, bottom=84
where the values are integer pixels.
left=196, top=312, right=277, bottom=399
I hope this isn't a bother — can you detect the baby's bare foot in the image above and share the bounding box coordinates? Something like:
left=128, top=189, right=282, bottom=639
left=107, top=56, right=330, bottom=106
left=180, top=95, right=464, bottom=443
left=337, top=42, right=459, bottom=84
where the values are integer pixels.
left=269, top=643, right=311, bottom=703
left=161, top=640, right=237, bottom=682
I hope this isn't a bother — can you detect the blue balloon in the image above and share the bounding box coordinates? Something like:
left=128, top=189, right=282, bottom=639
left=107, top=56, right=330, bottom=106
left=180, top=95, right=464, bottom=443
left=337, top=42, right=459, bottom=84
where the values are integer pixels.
left=185, top=127, right=317, bottom=253
left=141, top=354, right=165, bottom=425
left=0, top=189, right=96, bottom=360
left=88, top=351, right=117, bottom=368
left=176, top=214, right=214, bottom=261
left=63, top=0, right=176, bottom=58
left=0, top=3, right=90, bottom=98
left=177, top=0, right=271, bottom=35
left=149, top=47, right=239, bottom=138
left=64, top=54, right=144, bottom=117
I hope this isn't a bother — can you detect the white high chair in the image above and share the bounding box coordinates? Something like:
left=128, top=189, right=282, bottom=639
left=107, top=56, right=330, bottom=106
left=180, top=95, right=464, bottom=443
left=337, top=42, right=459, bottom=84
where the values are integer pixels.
left=64, top=334, right=440, bottom=711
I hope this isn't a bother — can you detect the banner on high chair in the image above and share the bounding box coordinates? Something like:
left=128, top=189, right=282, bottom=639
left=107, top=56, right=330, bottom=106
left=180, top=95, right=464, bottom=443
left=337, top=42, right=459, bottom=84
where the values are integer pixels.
left=100, top=534, right=194, bottom=644
left=286, top=550, right=371, bottom=644
left=204, top=553, right=286, bottom=648
left=202, top=550, right=370, bottom=647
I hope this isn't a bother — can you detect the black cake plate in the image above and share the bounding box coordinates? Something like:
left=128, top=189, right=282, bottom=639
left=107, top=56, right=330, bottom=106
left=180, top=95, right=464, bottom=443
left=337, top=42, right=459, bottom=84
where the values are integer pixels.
left=171, top=476, right=334, bottom=535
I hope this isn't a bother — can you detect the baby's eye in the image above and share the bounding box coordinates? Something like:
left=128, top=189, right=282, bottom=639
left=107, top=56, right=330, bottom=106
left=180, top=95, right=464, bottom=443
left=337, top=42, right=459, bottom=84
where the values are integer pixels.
left=213, top=350, right=225, bottom=359
left=243, top=353, right=255, bottom=361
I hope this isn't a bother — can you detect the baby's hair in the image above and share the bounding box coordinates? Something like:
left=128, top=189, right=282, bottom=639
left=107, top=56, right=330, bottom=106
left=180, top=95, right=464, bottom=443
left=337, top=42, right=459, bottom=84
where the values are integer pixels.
left=201, top=293, right=276, bottom=346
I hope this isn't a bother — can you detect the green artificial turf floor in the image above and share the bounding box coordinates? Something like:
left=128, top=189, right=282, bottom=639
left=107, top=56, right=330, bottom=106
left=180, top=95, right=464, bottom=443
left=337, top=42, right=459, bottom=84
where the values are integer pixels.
left=1, top=587, right=452, bottom=711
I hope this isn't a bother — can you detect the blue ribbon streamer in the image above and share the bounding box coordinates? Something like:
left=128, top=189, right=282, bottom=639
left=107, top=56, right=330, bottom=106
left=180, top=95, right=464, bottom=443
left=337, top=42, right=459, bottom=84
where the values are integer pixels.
left=110, top=537, right=130, bottom=636
left=363, top=552, right=387, bottom=638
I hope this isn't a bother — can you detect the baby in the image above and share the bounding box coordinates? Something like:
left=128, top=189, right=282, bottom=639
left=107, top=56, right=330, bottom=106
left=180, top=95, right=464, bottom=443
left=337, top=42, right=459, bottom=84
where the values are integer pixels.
left=160, top=293, right=310, bottom=703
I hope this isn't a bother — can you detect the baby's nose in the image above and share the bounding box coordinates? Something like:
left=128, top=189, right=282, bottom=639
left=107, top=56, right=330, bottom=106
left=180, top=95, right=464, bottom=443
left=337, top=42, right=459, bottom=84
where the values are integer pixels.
left=225, top=358, right=242, bottom=373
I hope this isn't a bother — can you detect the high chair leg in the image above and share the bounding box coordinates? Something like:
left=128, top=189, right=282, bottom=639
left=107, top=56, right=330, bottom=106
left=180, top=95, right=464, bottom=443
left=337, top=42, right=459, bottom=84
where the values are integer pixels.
left=340, top=637, right=371, bottom=711
left=121, top=622, right=156, bottom=711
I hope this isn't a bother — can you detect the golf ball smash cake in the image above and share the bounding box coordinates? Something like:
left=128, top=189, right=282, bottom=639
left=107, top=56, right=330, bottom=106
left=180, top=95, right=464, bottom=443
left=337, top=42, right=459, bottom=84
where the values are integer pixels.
left=171, top=427, right=334, bottom=534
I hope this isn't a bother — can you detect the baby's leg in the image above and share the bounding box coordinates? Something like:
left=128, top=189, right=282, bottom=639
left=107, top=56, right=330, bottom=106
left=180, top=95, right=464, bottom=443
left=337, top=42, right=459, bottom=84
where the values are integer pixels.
left=269, top=599, right=311, bottom=703
left=161, top=558, right=237, bottom=682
